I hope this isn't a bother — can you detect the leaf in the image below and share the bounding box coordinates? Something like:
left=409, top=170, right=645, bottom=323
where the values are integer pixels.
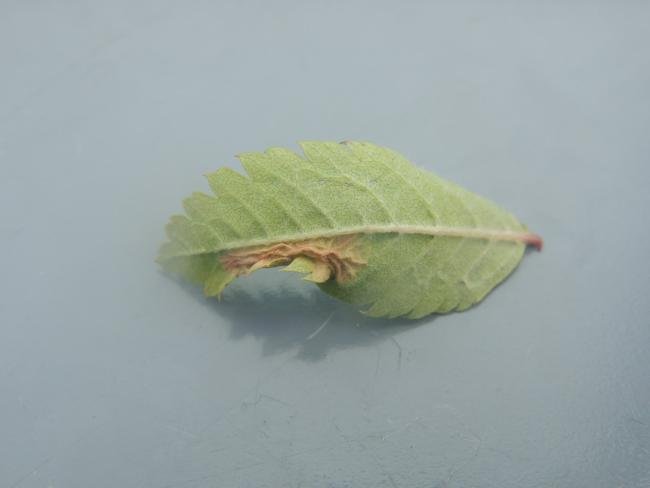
left=157, top=141, right=542, bottom=319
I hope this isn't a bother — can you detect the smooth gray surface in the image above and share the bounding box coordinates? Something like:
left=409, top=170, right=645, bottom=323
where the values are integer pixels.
left=2, top=1, right=649, bottom=487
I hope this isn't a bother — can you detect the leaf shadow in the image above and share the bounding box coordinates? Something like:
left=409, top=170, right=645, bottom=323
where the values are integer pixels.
left=169, top=269, right=428, bottom=362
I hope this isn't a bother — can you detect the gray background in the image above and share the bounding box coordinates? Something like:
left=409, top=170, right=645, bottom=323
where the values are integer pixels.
left=2, top=1, right=649, bottom=487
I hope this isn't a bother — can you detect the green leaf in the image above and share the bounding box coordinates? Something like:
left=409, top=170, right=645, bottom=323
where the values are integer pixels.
left=157, top=141, right=542, bottom=319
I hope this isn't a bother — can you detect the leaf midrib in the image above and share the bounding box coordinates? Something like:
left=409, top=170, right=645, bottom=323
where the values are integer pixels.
left=165, top=223, right=541, bottom=258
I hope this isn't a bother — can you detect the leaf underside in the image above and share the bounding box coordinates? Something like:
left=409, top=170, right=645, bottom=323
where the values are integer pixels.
left=157, top=141, right=541, bottom=319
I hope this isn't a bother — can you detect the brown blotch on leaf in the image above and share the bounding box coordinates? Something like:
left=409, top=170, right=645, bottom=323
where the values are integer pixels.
left=221, top=234, right=366, bottom=284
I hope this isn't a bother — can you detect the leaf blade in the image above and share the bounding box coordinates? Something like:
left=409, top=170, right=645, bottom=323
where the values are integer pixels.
left=158, top=141, right=541, bottom=318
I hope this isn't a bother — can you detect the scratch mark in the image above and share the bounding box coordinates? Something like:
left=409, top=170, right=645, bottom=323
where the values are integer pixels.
left=380, top=417, right=423, bottom=441
left=8, top=416, right=116, bottom=488
left=9, top=456, right=53, bottom=488
left=306, top=311, right=334, bottom=341
left=163, top=423, right=200, bottom=439
left=333, top=419, right=400, bottom=487
left=374, top=346, right=381, bottom=378
left=389, top=336, right=403, bottom=372
left=626, top=416, right=646, bottom=426
left=199, top=355, right=294, bottom=436
left=357, top=438, right=399, bottom=488
left=242, top=390, right=292, bottom=410
left=258, top=428, right=270, bottom=439
left=259, top=393, right=291, bottom=407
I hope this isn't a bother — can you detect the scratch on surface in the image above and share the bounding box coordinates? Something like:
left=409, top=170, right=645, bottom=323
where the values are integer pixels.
left=380, top=417, right=423, bottom=441
left=333, top=420, right=400, bottom=487
left=9, top=456, right=53, bottom=488
left=243, top=390, right=292, bottom=410
left=163, top=422, right=200, bottom=439
left=202, top=355, right=293, bottom=430
left=438, top=431, right=483, bottom=487
left=306, top=311, right=335, bottom=341
left=374, top=346, right=381, bottom=378
left=389, top=335, right=403, bottom=372
left=8, top=416, right=114, bottom=488
left=258, top=428, right=270, bottom=439
left=357, top=437, right=400, bottom=488
left=626, top=416, right=646, bottom=425
left=1, top=7, right=179, bottom=129
left=1, top=32, right=127, bottom=127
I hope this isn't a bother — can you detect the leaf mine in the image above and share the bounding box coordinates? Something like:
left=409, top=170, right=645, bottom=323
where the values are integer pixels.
left=221, top=235, right=366, bottom=284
